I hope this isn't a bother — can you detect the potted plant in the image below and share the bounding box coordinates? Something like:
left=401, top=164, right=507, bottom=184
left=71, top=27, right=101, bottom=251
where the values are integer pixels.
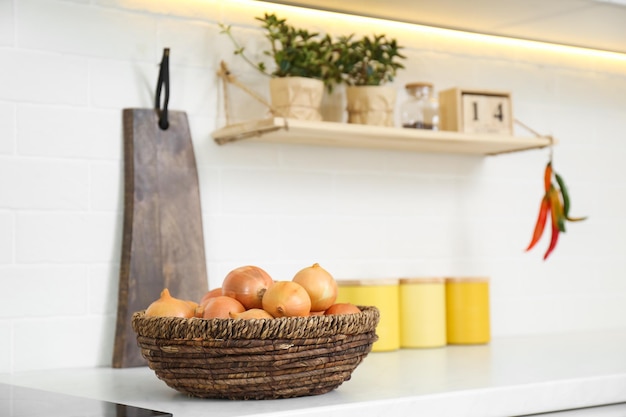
left=334, top=34, right=406, bottom=126
left=221, top=13, right=339, bottom=121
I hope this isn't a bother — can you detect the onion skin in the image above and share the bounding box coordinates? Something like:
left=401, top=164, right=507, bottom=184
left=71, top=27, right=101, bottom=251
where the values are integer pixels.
left=325, top=303, right=361, bottom=315
left=185, top=300, right=204, bottom=318
left=202, top=296, right=245, bottom=319
left=193, top=305, right=204, bottom=318
left=199, top=287, right=222, bottom=308
left=262, top=281, right=311, bottom=318
left=222, top=266, right=274, bottom=310
left=144, top=289, right=196, bottom=318
left=230, top=308, right=274, bottom=319
left=292, top=263, right=338, bottom=312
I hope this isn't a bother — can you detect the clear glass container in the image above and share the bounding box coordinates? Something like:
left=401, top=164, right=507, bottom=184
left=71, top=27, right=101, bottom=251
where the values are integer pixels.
left=401, top=82, right=439, bottom=130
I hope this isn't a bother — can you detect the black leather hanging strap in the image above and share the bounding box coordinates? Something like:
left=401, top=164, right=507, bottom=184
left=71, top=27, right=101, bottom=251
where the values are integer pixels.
left=155, top=48, right=170, bottom=130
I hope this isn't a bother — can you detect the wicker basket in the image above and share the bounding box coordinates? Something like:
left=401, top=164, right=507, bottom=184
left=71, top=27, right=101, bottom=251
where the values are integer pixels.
left=131, top=306, right=379, bottom=400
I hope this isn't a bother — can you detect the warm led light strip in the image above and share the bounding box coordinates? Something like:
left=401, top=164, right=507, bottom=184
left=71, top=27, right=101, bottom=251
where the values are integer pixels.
left=592, top=0, right=626, bottom=6
left=229, top=0, right=626, bottom=62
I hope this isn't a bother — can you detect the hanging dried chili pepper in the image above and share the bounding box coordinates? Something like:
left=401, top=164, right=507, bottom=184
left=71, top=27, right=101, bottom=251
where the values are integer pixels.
left=554, top=171, right=587, bottom=222
left=554, top=172, right=570, bottom=216
left=526, top=160, right=586, bottom=260
left=543, top=219, right=560, bottom=260
left=525, top=161, right=553, bottom=253
left=548, top=185, right=566, bottom=233
left=544, top=161, right=552, bottom=193
left=526, top=194, right=550, bottom=251
left=543, top=186, right=565, bottom=259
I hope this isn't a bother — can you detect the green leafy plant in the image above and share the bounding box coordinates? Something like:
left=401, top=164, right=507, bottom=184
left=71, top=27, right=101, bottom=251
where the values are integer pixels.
left=334, top=34, right=406, bottom=86
left=220, top=13, right=339, bottom=90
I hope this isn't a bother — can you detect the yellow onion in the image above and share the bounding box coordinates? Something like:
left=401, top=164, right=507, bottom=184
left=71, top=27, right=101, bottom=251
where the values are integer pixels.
left=199, top=287, right=222, bottom=308
left=292, top=263, right=337, bottom=312
left=325, top=303, right=361, bottom=315
left=185, top=300, right=204, bottom=318
left=193, top=306, right=204, bottom=318
left=222, top=266, right=274, bottom=309
left=230, top=308, right=274, bottom=319
left=262, top=281, right=311, bottom=318
left=144, top=289, right=195, bottom=318
left=202, top=295, right=245, bottom=319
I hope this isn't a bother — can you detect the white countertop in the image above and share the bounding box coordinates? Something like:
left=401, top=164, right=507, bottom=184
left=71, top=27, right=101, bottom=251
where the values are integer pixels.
left=2, top=330, right=626, bottom=417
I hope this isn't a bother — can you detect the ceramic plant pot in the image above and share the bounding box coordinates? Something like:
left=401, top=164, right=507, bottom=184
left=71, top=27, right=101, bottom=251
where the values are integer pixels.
left=269, top=77, right=325, bottom=121
left=346, top=85, right=397, bottom=126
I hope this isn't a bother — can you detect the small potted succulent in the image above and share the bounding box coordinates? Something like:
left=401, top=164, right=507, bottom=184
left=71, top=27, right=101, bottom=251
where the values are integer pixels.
left=334, top=34, right=406, bottom=126
left=221, top=13, right=339, bottom=121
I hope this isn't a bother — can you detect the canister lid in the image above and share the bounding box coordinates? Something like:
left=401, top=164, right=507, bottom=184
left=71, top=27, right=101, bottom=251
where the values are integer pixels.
left=445, top=277, right=490, bottom=283
left=399, top=277, right=445, bottom=284
left=405, top=82, right=433, bottom=89
left=337, top=278, right=399, bottom=287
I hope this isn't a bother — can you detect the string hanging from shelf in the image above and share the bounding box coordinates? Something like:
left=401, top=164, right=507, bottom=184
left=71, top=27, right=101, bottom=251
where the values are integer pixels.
left=514, top=118, right=555, bottom=158
left=216, top=61, right=289, bottom=131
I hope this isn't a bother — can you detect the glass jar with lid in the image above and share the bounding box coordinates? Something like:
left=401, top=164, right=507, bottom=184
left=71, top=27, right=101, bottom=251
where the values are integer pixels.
left=401, top=82, right=439, bottom=130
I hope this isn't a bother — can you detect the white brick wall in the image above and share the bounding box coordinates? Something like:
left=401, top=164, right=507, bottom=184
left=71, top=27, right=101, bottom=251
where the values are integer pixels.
left=3, top=49, right=88, bottom=105
left=0, top=158, right=89, bottom=209
left=17, top=105, right=122, bottom=159
left=0, top=102, right=14, bottom=154
left=0, top=0, right=625, bottom=372
left=0, top=0, right=14, bottom=47
left=0, top=212, right=13, bottom=264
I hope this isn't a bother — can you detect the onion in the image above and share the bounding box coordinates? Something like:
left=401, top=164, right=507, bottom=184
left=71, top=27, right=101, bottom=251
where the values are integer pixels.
left=199, top=287, right=222, bottom=307
left=222, top=265, right=274, bottom=309
left=193, top=305, right=204, bottom=318
left=262, top=281, right=311, bottom=318
left=325, top=303, right=361, bottom=315
left=230, top=308, right=274, bottom=319
left=144, top=288, right=195, bottom=318
left=292, top=263, right=338, bottom=312
left=185, top=300, right=204, bottom=318
left=202, top=295, right=245, bottom=319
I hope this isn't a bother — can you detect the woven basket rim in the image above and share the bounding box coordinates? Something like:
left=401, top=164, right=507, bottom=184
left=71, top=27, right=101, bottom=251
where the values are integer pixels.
left=132, top=305, right=379, bottom=341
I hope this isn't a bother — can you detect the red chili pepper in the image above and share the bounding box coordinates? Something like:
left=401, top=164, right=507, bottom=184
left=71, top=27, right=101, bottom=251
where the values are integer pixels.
left=526, top=194, right=550, bottom=251
left=543, top=221, right=560, bottom=260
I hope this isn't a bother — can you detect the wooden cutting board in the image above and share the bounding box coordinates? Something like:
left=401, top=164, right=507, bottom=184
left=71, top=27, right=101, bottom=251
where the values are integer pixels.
left=112, top=108, right=208, bottom=368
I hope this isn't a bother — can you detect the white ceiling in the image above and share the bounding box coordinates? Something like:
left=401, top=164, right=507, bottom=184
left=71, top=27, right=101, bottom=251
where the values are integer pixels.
left=263, top=0, right=626, bottom=54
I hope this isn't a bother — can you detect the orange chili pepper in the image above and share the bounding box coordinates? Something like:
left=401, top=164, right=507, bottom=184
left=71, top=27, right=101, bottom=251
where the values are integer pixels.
left=544, top=185, right=565, bottom=260
left=526, top=194, right=550, bottom=251
left=544, top=162, right=552, bottom=193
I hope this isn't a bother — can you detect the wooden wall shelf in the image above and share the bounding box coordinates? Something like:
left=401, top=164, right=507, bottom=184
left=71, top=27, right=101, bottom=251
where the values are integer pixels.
left=212, top=118, right=552, bottom=155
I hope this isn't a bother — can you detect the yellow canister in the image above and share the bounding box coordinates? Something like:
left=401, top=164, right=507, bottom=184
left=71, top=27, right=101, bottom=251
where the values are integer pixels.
left=336, top=279, right=400, bottom=352
left=445, top=277, right=490, bottom=344
left=399, top=278, right=446, bottom=348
